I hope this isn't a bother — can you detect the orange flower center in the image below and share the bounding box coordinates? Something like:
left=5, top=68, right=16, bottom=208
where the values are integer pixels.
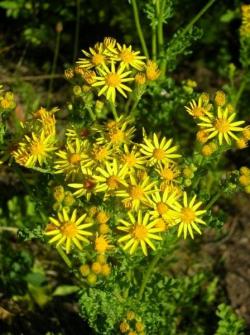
left=156, top=202, right=169, bottom=215
left=153, top=148, right=165, bottom=160
left=68, top=153, right=81, bottom=165
left=130, top=186, right=144, bottom=200
left=180, top=207, right=196, bottom=224
left=95, top=236, right=109, bottom=253
left=92, top=53, right=104, bottom=66
left=107, top=176, right=120, bottom=189
left=93, top=147, right=108, bottom=161
left=60, top=222, right=78, bottom=237
left=161, top=168, right=174, bottom=180
left=122, top=153, right=137, bottom=167
left=84, top=179, right=95, bottom=190
left=120, top=50, right=134, bottom=64
left=31, top=142, right=45, bottom=155
left=214, top=118, right=230, bottom=133
left=109, top=129, right=125, bottom=144
left=106, top=73, right=121, bottom=87
left=133, top=224, right=148, bottom=240
left=193, top=107, right=205, bottom=117
left=96, top=212, right=109, bottom=224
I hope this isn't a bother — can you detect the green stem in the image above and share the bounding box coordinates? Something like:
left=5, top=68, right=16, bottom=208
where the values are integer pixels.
left=110, top=102, right=118, bottom=120
left=157, top=0, right=165, bottom=56
left=152, top=21, right=157, bottom=60
left=47, top=30, right=61, bottom=107
left=131, top=0, right=149, bottom=58
left=138, top=250, right=163, bottom=300
left=181, top=0, right=217, bottom=36
left=234, top=76, right=247, bottom=108
left=205, top=191, right=222, bottom=210
left=73, top=0, right=81, bottom=61
left=87, top=107, right=96, bottom=121
left=56, top=246, right=72, bottom=268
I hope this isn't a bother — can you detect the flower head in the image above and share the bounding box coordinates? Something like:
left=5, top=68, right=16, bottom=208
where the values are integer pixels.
left=112, top=43, right=146, bottom=70
left=198, top=107, right=245, bottom=145
left=140, top=133, right=181, bottom=166
left=45, top=208, right=93, bottom=253
left=172, top=192, right=206, bottom=239
left=92, top=63, right=134, bottom=103
left=118, top=211, right=162, bottom=255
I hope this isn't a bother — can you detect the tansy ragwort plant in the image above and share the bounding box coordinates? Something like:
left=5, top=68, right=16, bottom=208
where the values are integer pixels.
left=0, top=32, right=247, bottom=333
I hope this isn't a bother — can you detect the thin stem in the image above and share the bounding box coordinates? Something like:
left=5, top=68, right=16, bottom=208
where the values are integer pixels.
left=181, top=0, right=217, bottom=36
left=110, top=102, right=118, bottom=120
left=138, top=249, right=163, bottom=300
left=152, top=22, right=157, bottom=60
left=73, top=0, right=81, bottom=61
left=234, top=76, right=247, bottom=108
left=87, top=107, right=96, bottom=121
left=131, top=0, right=149, bottom=58
left=56, top=246, right=72, bottom=268
left=47, top=30, right=61, bottom=107
left=157, top=0, right=165, bottom=57
left=205, top=191, right=222, bottom=210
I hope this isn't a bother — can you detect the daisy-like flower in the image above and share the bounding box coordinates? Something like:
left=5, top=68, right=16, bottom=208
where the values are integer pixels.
left=77, top=42, right=110, bottom=70
left=120, top=144, right=147, bottom=172
left=140, top=133, right=181, bottom=166
left=13, top=131, right=57, bottom=168
left=116, top=175, right=156, bottom=211
left=92, top=63, right=134, bottom=103
left=172, top=192, right=206, bottom=239
left=68, top=169, right=96, bottom=200
left=45, top=208, right=93, bottom=254
left=147, top=188, right=179, bottom=224
left=54, top=139, right=90, bottom=179
left=33, top=107, right=57, bottom=136
left=156, top=162, right=180, bottom=185
left=94, top=159, right=128, bottom=195
left=117, top=211, right=163, bottom=256
left=198, top=107, right=245, bottom=145
left=145, top=60, right=161, bottom=81
left=84, top=143, right=114, bottom=167
left=111, top=43, right=146, bottom=70
left=94, top=235, right=113, bottom=254
left=185, top=97, right=212, bottom=118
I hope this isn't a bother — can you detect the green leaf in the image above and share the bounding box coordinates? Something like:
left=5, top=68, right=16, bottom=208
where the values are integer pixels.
left=0, top=1, right=21, bottom=9
left=52, top=285, right=79, bottom=296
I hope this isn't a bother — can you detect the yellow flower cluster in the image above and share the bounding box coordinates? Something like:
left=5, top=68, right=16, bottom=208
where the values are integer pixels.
left=119, top=311, right=145, bottom=335
left=66, top=37, right=160, bottom=103
left=185, top=91, right=248, bottom=154
left=0, top=86, right=16, bottom=110
left=80, top=254, right=111, bottom=285
left=240, top=4, right=250, bottom=38
left=37, top=114, right=206, bottom=256
left=239, top=167, right=250, bottom=193
left=11, top=107, right=58, bottom=168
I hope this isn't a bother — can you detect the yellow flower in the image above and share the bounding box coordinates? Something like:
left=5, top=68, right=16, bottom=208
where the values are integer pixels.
left=13, top=131, right=57, bottom=168
left=120, top=144, right=147, bottom=172
left=116, top=175, right=156, bottom=211
left=172, top=192, right=206, bottom=239
left=45, top=208, right=93, bottom=253
left=185, top=97, right=212, bottom=118
left=198, top=107, right=245, bottom=145
left=155, top=162, right=180, bottom=185
left=33, top=107, right=57, bottom=136
left=140, top=133, right=181, bottom=166
left=147, top=189, right=179, bottom=224
left=92, top=63, right=134, bottom=103
left=103, top=36, right=117, bottom=51
left=214, top=90, right=226, bottom=107
left=145, top=60, right=160, bottom=80
left=117, top=211, right=162, bottom=256
left=68, top=169, right=96, bottom=200
left=94, top=159, right=128, bottom=194
left=54, top=139, right=89, bottom=179
left=94, top=235, right=112, bottom=253
left=77, top=42, right=110, bottom=69
left=112, top=43, right=146, bottom=70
